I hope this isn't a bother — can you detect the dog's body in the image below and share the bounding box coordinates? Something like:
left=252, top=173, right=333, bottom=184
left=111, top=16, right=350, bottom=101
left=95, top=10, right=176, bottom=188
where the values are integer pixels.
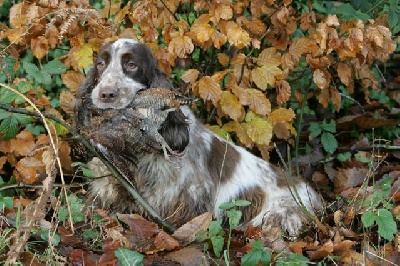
left=75, top=39, right=323, bottom=236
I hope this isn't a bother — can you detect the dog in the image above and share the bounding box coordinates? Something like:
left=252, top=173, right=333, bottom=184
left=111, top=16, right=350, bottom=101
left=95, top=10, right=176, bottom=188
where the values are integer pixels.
left=74, top=38, right=323, bottom=237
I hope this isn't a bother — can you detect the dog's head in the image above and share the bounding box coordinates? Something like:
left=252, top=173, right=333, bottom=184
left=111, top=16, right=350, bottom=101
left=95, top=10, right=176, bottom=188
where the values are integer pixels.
left=90, top=39, right=172, bottom=109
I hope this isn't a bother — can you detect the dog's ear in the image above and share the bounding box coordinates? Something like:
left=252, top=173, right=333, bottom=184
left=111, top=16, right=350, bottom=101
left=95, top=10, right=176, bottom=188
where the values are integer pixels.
left=149, top=68, right=174, bottom=89
left=74, top=67, right=97, bottom=130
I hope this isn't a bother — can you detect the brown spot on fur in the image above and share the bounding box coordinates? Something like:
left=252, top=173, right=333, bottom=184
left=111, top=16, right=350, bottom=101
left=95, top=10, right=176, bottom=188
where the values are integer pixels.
left=237, top=186, right=266, bottom=224
left=208, top=138, right=240, bottom=184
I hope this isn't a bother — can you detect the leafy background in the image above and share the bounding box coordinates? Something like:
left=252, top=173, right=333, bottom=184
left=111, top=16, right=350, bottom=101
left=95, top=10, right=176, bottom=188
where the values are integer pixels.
left=0, top=0, right=399, bottom=265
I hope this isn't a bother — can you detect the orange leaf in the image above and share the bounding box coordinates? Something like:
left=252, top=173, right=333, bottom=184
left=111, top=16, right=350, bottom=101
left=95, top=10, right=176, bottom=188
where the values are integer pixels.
left=220, top=91, right=245, bottom=121
left=15, top=157, right=45, bottom=184
left=31, top=36, right=49, bottom=59
left=310, top=240, right=333, bottom=261
left=273, top=122, right=290, bottom=140
left=60, top=90, right=76, bottom=115
left=268, top=108, right=295, bottom=123
left=190, top=15, right=214, bottom=45
left=181, top=69, right=200, bottom=84
left=9, top=130, right=35, bottom=157
left=154, top=231, right=180, bottom=251
left=257, top=47, right=281, bottom=67
left=61, top=71, right=85, bottom=92
left=330, top=87, right=341, bottom=112
left=217, top=53, right=229, bottom=65
left=319, top=85, right=330, bottom=108
left=289, top=37, right=318, bottom=58
left=45, top=26, right=60, bottom=49
left=337, top=63, right=352, bottom=86
left=198, top=76, right=222, bottom=104
left=276, top=80, right=291, bottom=104
left=168, top=35, right=194, bottom=58
left=246, top=88, right=271, bottom=115
left=6, top=28, right=25, bottom=44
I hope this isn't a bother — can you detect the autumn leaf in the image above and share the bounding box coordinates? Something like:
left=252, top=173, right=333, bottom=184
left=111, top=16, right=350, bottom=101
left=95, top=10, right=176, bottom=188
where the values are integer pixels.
left=72, top=44, right=93, bottom=70
left=245, top=112, right=273, bottom=145
left=181, top=69, right=200, bottom=84
left=313, top=69, right=330, bottom=89
left=189, top=14, right=214, bottom=45
left=117, top=214, right=159, bottom=238
left=168, top=35, right=194, bottom=58
left=257, top=47, right=281, bottom=67
left=15, top=157, right=46, bottom=184
left=217, top=53, right=229, bottom=65
left=289, top=37, right=319, bottom=58
left=231, top=86, right=271, bottom=116
left=251, top=65, right=282, bottom=89
left=172, top=212, right=212, bottom=246
left=154, top=231, right=180, bottom=251
left=198, top=76, right=222, bottom=104
left=31, top=36, right=49, bottom=60
left=61, top=71, right=85, bottom=92
left=337, top=63, right=352, bottom=86
left=214, top=4, right=233, bottom=21
left=220, top=91, right=244, bottom=121
left=268, top=108, right=295, bottom=123
left=276, top=80, right=291, bottom=104
left=224, top=21, right=251, bottom=49
left=60, top=90, right=76, bottom=115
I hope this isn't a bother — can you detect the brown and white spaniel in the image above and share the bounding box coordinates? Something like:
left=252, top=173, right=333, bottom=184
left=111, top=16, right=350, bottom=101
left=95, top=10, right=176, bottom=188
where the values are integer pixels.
left=74, top=38, right=323, bottom=237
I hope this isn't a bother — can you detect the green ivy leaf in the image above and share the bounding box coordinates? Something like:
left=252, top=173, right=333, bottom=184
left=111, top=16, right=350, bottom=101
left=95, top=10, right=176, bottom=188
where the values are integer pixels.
left=0, top=116, right=19, bottom=140
left=234, top=199, right=252, bottom=207
left=321, top=119, right=336, bottom=133
left=308, top=123, right=322, bottom=138
left=208, top=220, right=224, bottom=236
left=42, top=60, right=67, bottom=75
left=82, top=229, right=98, bottom=240
left=0, top=196, right=14, bottom=210
left=241, top=241, right=271, bottom=266
left=58, top=207, right=68, bottom=222
left=321, top=132, right=338, bottom=154
left=337, top=152, right=352, bottom=162
left=226, top=209, right=242, bottom=228
left=211, top=235, right=224, bottom=257
left=276, top=253, right=309, bottom=266
left=219, top=201, right=235, bottom=210
left=361, top=210, right=375, bottom=228
left=40, top=230, right=61, bottom=246
left=375, top=209, right=397, bottom=241
left=115, top=248, right=144, bottom=266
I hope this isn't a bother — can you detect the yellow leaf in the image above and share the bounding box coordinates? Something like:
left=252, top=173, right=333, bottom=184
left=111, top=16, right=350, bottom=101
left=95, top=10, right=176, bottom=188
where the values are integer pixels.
left=268, top=108, right=295, bottom=123
left=337, top=63, right=352, bottom=86
left=72, top=44, right=94, bottom=70
left=257, top=47, right=281, bottom=67
left=325, top=14, right=339, bottom=27
left=181, top=69, right=200, bottom=84
left=225, top=21, right=251, bottom=49
left=6, top=28, right=25, bottom=44
left=245, top=114, right=273, bottom=145
left=208, top=125, right=232, bottom=141
left=313, top=69, right=328, bottom=89
left=251, top=65, right=282, bottom=89
left=222, top=121, right=240, bottom=132
left=198, top=76, right=222, bottom=104
left=220, top=91, right=245, bottom=121
left=168, top=35, right=194, bottom=58
left=236, top=123, right=253, bottom=147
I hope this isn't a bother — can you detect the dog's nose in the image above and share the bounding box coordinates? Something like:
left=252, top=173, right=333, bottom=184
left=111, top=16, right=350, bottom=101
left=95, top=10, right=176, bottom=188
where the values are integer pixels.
left=100, top=88, right=119, bottom=102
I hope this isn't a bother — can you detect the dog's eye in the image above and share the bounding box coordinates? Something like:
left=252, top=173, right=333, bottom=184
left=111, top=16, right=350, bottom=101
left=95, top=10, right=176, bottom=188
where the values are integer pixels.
left=97, top=60, right=106, bottom=70
left=126, top=61, right=137, bottom=70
